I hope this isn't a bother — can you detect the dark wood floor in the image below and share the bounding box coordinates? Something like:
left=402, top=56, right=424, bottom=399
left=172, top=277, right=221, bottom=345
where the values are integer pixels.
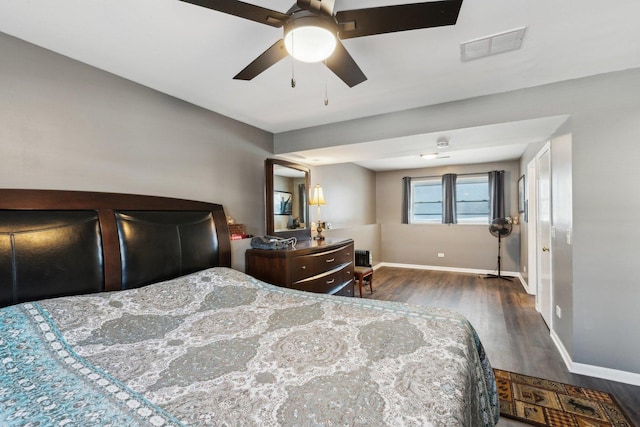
left=362, top=267, right=640, bottom=426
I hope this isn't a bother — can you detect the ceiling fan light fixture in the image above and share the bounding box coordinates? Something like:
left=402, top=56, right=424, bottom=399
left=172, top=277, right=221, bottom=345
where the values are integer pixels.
left=284, top=14, right=337, bottom=63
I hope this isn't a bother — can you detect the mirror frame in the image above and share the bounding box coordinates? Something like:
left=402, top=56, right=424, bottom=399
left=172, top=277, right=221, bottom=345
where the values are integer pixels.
left=265, top=158, right=311, bottom=240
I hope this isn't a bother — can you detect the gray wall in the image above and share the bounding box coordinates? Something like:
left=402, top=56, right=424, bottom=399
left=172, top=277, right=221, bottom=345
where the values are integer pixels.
left=376, top=161, right=520, bottom=272
left=0, top=32, right=272, bottom=269
left=276, top=68, right=640, bottom=376
left=310, top=162, right=376, bottom=228
left=572, top=107, right=640, bottom=372
left=312, top=163, right=381, bottom=263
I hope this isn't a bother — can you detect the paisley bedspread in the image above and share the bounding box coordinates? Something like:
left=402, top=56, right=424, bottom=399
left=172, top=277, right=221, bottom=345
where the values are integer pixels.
left=0, top=267, right=499, bottom=426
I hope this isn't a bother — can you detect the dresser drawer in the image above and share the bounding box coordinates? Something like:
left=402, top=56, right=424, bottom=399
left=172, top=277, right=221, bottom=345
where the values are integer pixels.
left=339, top=246, right=353, bottom=264
left=343, top=264, right=354, bottom=283
left=294, top=269, right=346, bottom=294
left=314, top=245, right=352, bottom=271
left=291, top=255, right=315, bottom=282
left=333, top=280, right=354, bottom=297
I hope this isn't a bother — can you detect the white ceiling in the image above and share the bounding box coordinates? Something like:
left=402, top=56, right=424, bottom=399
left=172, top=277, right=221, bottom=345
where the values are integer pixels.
left=283, top=115, right=570, bottom=170
left=2, top=0, right=640, bottom=171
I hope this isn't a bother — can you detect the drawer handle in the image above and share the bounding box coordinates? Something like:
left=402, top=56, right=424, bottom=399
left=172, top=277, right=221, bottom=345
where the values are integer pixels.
left=325, top=258, right=335, bottom=263
left=326, top=279, right=335, bottom=284
left=300, top=266, right=306, bottom=269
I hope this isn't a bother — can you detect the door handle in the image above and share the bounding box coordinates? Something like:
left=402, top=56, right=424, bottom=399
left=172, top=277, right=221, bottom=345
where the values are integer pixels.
left=542, top=246, right=550, bottom=252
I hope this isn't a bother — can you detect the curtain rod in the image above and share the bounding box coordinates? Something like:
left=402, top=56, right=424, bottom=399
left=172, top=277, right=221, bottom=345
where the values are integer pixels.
left=403, top=170, right=504, bottom=180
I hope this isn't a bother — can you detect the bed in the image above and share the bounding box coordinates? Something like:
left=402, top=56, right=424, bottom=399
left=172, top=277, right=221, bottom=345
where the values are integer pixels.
left=0, top=189, right=499, bottom=426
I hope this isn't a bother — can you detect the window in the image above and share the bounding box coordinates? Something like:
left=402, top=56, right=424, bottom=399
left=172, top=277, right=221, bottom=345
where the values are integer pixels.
left=456, top=175, right=489, bottom=224
left=408, top=174, right=490, bottom=224
left=410, top=178, right=442, bottom=223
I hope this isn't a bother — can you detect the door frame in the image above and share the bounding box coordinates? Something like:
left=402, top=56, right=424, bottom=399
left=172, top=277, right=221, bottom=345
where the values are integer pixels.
left=526, top=158, right=537, bottom=299
left=534, top=141, right=553, bottom=329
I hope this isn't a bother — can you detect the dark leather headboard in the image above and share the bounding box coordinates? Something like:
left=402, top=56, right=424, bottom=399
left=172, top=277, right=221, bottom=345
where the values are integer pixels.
left=116, top=211, right=220, bottom=289
left=0, top=211, right=104, bottom=307
left=0, top=189, right=231, bottom=307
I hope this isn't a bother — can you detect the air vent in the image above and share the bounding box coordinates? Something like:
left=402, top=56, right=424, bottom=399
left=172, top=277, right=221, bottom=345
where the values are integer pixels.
left=460, top=27, right=526, bottom=62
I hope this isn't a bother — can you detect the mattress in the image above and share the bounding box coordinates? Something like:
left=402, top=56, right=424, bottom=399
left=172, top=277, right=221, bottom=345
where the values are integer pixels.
left=0, top=267, right=499, bottom=426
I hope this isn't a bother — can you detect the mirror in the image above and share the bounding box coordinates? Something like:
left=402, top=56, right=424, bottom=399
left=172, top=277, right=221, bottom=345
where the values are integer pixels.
left=265, top=158, right=311, bottom=240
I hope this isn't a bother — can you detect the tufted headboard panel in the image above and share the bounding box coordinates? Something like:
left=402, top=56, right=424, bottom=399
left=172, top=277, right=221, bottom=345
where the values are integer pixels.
left=0, top=189, right=231, bottom=307
left=0, top=211, right=104, bottom=307
left=115, top=211, right=220, bottom=289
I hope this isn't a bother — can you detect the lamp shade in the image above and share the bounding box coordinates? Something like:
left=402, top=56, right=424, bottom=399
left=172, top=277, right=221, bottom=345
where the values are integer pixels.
left=310, top=185, right=326, bottom=206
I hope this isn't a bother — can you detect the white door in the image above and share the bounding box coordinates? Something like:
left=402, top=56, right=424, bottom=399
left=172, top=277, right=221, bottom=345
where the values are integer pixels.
left=537, top=145, right=553, bottom=328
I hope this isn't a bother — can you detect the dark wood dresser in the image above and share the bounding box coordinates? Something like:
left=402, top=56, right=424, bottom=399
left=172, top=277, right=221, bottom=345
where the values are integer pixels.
left=245, top=239, right=354, bottom=297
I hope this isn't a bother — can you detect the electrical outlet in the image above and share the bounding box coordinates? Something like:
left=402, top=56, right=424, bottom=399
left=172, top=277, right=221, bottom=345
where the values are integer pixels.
left=437, top=252, right=445, bottom=258
left=556, top=305, right=562, bottom=318
left=566, top=229, right=571, bottom=245
left=523, top=265, right=527, bottom=273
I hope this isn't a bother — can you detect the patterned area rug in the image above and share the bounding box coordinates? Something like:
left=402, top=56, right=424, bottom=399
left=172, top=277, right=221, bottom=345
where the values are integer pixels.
left=494, top=369, right=634, bottom=427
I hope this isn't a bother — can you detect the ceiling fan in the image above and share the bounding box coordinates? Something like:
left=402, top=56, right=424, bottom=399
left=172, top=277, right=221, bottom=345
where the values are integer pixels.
left=179, top=0, right=464, bottom=87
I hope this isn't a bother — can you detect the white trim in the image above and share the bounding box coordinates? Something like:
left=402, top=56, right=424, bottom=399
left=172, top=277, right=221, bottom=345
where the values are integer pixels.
left=374, top=262, right=519, bottom=277
left=517, top=273, right=531, bottom=294
left=571, top=362, right=640, bottom=387
left=550, top=330, right=640, bottom=386
left=526, top=158, right=537, bottom=298
left=550, top=329, right=573, bottom=371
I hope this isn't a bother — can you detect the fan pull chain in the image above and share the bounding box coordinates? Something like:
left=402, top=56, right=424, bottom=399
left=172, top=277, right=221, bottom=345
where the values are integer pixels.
left=290, top=29, right=296, bottom=88
left=291, top=61, right=296, bottom=88
left=324, top=81, right=329, bottom=106
left=323, top=60, right=329, bottom=106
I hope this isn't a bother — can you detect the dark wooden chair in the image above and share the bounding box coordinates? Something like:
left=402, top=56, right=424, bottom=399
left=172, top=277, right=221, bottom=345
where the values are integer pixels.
left=354, top=250, right=374, bottom=298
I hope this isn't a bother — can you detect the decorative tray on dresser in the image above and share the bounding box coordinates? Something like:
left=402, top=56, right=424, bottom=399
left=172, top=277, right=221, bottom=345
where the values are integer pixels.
left=245, top=238, right=354, bottom=297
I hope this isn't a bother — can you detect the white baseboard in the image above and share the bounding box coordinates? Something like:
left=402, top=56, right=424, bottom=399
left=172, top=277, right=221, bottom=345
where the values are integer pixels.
left=571, top=362, right=640, bottom=386
left=550, top=330, right=573, bottom=372
left=374, top=263, right=534, bottom=295
left=517, top=273, right=533, bottom=294
left=374, top=262, right=519, bottom=277
left=551, top=330, right=640, bottom=386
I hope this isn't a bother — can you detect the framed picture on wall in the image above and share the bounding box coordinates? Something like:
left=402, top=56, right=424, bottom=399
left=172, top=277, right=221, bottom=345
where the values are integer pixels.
left=274, top=191, right=293, bottom=215
left=518, top=175, right=525, bottom=213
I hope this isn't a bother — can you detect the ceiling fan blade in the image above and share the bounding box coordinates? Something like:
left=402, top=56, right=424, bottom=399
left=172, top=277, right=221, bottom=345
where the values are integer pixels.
left=297, top=0, right=335, bottom=16
left=325, top=40, right=367, bottom=87
left=336, top=0, right=463, bottom=40
left=233, top=39, right=288, bottom=81
left=179, top=0, right=289, bottom=27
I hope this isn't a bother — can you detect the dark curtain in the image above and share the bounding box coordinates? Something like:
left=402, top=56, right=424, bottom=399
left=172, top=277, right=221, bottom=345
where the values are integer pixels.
left=401, top=177, right=411, bottom=224
left=488, top=170, right=505, bottom=221
left=442, top=173, right=457, bottom=224
left=298, top=184, right=307, bottom=225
